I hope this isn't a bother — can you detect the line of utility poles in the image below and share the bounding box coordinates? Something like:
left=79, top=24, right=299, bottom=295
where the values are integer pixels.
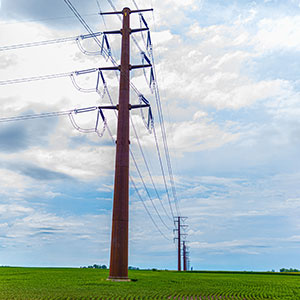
left=174, top=216, right=189, bottom=271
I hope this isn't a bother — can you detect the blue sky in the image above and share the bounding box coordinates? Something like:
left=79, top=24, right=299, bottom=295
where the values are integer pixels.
left=0, top=0, right=300, bottom=271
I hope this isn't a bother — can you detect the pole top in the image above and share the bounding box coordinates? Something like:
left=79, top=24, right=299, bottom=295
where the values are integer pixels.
left=101, top=7, right=153, bottom=15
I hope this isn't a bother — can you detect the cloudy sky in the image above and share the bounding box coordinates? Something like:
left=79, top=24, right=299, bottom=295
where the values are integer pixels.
left=0, top=0, right=300, bottom=271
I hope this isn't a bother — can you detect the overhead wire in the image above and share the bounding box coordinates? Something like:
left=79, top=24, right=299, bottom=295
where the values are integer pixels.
left=0, top=66, right=102, bottom=86
left=0, top=13, right=99, bottom=26
left=129, top=0, right=181, bottom=217
left=0, top=71, right=73, bottom=86
left=131, top=117, right=173, bottom=223
left=152, top=124, right=175, bottom=219
left=0, top=109, right=74, bottom=123
left=0, top=31, right=103, bottom=52
left=130, top=175, right=171, bottom=241
left=130, top=148, right=171, bottom=231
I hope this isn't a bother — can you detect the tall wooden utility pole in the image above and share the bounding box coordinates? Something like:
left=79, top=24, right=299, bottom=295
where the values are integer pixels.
left=108, top=6, right=131, bottom=281
left=101, top=7, right=153, bottom=281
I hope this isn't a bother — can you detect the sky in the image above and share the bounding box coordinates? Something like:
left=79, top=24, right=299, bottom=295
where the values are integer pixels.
left=0, top=0, right=300, bottom=272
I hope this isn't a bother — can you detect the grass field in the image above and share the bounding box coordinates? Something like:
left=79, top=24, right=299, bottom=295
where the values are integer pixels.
left=1, top=267, right=300, bottom=299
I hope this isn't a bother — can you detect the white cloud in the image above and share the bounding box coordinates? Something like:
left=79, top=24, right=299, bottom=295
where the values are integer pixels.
left=253, top=16, right=300, bottom=52
left=168, top=116, right=239, bottom=154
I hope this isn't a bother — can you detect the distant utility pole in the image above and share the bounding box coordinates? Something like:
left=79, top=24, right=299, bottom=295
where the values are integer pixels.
left=183, top=240, right=187, bottom=271
left=174, top=216, right=188, bottom=271
left=183, top=240, right=190, bottom=271
left=100, top=7, right=152, bottom=281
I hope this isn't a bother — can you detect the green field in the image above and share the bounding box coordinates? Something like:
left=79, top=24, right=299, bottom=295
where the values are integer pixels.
left=1, top=267, right=300, bottom=299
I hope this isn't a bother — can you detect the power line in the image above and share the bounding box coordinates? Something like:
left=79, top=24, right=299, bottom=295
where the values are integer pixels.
left=0, top=66, right=114, bottom=86
left=131, top=116, right=173, bottom=222
left=0, top=71, right=72, bottom=86
left=130, top=176, right=171, bottom=241
left=0, top=106, right=98, bottom=123
left=130, top=148, right=171, bottom=231
left=0, top=109, right=74, bottom=123
left=0, top=31, right=103, bottom=52
left=152, top=124, right=175, bottom=220
left=153, top=78, right=181, bottom=216
left=127, top=0, right=181, bottom=217
left=0, top=13, right=99, bottom=26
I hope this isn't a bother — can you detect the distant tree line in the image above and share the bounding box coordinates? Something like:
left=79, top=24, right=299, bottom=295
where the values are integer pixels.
left=280, top=268, right=300, bottom=272
left=81, top=264, right=107, bottom=269
left=80, top=265, right=140, bottom=270
left=128, top=266, right=140, bottom=270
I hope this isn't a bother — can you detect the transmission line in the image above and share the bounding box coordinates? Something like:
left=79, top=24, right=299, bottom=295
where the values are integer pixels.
left=0, top=109, right=74, bottom=123
left=0, top=32, right=103, bottom=52
left=130, top=176, right=171, bottom=241
left=131, top=117, right=173, bottom=222
left=130, top=148, right=171, bottom=231
left=130, top=0, right=181, bottom=216
left=0, top=71, right=72, bottom=86
left=152, top=124, right=175, bottom=219
left=0, top=13, right=99, bottom=26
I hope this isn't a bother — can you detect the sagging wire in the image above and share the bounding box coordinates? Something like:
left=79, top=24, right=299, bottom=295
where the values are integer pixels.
left=133, top=0, right=181, bottom=217
left=0, top=106, right=107, bottom=141
left=0, top=71, right=73, bottom=86
left=130, top=175, right=171, bottom=241
left=130, top=148, right=171, bottom=231
left=131, top=116, right=172, bottom=223
left=0, top=66, right=102, bottom=86
left=0, top=109, right=74, bottom=123
left=129, top=1, right=178, bottom=218
left=0, top=31, right=103, bottom=52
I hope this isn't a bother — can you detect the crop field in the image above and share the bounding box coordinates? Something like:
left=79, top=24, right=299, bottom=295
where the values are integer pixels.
left=0, top=268, right=300, bottom=300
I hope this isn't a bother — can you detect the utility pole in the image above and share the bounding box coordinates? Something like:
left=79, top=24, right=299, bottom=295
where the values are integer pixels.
left=183, top=240, right=190, bottom=271
left=174, top=216, right=188, bottom=271
left=183, top=240, right=187, bottom=271
left=108, top=6, right=131, bottom=281
left=101, top=7, right=153, bottom=281
left=177, top=217, right=181, bottom=271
